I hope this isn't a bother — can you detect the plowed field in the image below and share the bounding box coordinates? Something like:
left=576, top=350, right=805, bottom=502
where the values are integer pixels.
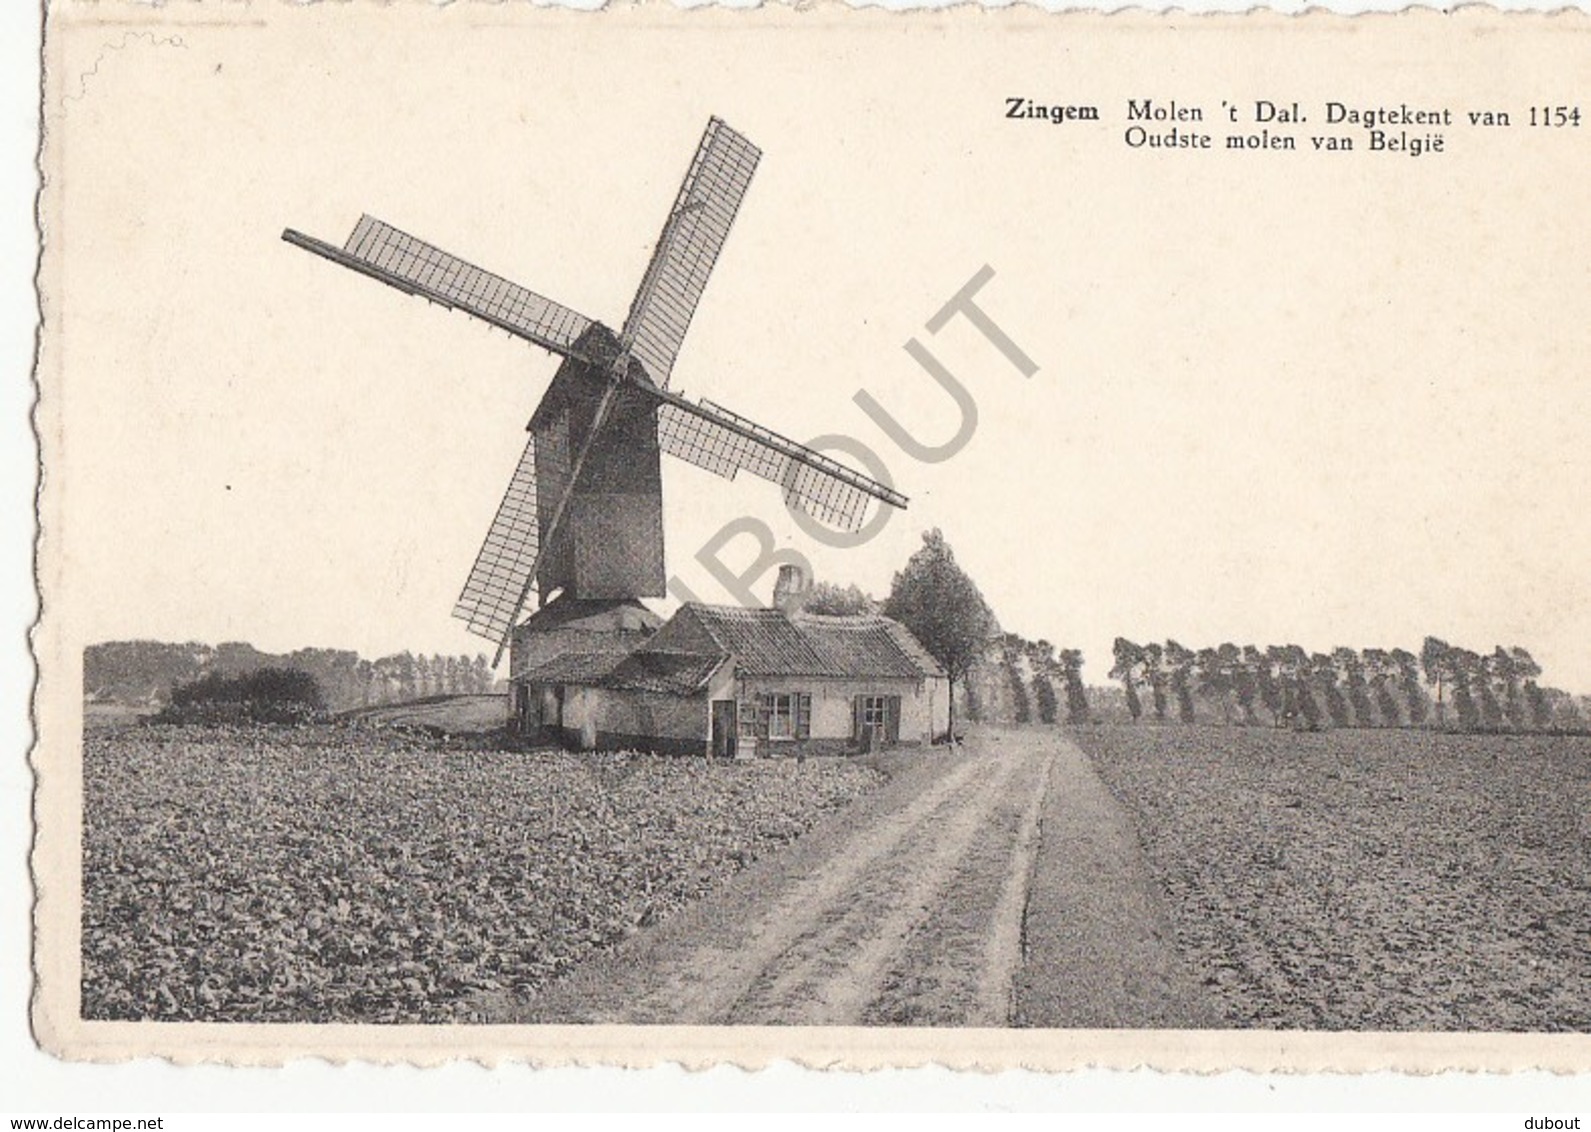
left=1074, top=726, right=1591, bottom=1030
left=81, top=725, right=877, bottom=1022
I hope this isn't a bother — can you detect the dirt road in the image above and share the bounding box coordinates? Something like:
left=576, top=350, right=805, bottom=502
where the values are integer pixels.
left=515, top=729, right=1211, bottom=1027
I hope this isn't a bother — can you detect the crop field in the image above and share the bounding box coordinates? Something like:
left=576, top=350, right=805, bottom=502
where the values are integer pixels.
left=1073, top=725, right=1591, bottom=1030
left=81, top=725, right=879, bottom=1023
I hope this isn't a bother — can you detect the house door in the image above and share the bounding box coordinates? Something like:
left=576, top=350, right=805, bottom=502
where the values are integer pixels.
left=710, top=699, right=738, bottom=759
left=513, top=684, right=530, bottom=734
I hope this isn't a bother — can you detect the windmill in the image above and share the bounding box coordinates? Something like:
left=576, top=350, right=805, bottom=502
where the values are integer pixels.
left=283, top=117, right=908, bottom=666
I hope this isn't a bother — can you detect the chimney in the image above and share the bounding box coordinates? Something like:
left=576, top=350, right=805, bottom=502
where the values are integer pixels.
left=772, top=563, right=809, bottom=614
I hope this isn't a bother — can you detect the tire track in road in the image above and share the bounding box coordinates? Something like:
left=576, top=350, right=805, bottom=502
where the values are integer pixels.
left=974, top=754, right=1049, bottom=1023
left=601, top=750, right=994, bottom=1024
left=859, top=753, right=1049, bottom=1027
left=722, top=748, right=1035, bottom=1025
left=514, top=730, right=1223, bottom=1029
left=515, top=732, right=1069, bottom=1027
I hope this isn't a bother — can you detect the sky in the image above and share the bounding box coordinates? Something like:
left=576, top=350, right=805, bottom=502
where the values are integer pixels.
left=41, top=7, right=1591, bottom=692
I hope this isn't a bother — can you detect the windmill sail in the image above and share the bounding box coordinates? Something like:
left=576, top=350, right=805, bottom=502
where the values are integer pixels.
left=620, top=118, right=761, bottom=388
left=453, top=431, right=569, bottom=646
left=656, top=397, right=907, bottom=533
left=283, top=217, right=596, bottom=361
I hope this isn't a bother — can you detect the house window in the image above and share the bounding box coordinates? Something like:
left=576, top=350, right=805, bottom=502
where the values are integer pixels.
left=859, top=695, right=890, bottom=730
left=756, top=692, right=811, bottom=741
left=769, top=694, right=796, bottom=739
left=853, top=694, right=902, bottom=745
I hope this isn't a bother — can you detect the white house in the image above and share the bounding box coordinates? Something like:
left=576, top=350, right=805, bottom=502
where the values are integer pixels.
left=510, top=570, right=949, bottom=757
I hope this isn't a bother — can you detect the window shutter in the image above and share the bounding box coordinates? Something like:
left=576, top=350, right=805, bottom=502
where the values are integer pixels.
left=755, top=693, right=772, bottom=740
left=852, top=696, right=865, bottom=741
left=797, top=693, right=812, bottom=740
left=886, top=696, right=902, bottom=743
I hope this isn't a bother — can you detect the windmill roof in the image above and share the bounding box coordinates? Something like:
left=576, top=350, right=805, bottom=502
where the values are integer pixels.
left=680, top=605, right=945, bottom=680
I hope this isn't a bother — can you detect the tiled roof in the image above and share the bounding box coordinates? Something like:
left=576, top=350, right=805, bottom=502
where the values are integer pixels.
left=517, top=607, right=944, bottom=691
left=683, top=605, right=945, bottom=680
left=876, top=618, right=946, bottom=676
left=682, top=607, right=828, bottom=676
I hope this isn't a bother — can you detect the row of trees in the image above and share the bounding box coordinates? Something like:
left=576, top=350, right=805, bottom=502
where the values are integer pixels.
left=770, top=530, right=1588, bottom=736
left=356, top=652, right=496, bottom=707
left=1108, top=636, right=1583, bottom=731
left=84, top=640, right=498, bottom=713
left=1415, top=638, right=1576, bottom=731
left=987, top=634, right=1090, bottom=725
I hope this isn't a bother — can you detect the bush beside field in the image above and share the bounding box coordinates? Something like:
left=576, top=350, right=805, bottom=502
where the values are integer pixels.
left=154, top=667, right=328, bottom=726
left=1074, top=725, right=1591, bottom=1031
left=81, top=725, right=879, bottom=1023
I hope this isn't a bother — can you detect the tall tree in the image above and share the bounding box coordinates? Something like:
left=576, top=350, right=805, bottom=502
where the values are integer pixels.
left=883, top=529, right=996, bottom=741
left=1110, top=638, right=1145, bottom=722
left=1513, top=648, right=1550, bottom=730
left=1000, top=633, right=1032, bottom=724
left=371, top=655, right=397, bottom=703
left=1027, top=639, right=1060, bottom=725
left=1249, top=645, right=1283, bottom=726
left=469, top=654, right=492, bottom=693
left=1447, top=646, right=1481, bottom=730
left=1223, top=643, right=1258, bottom=726
left=393, top=651, right=418, bottom=700
left=1058, top=649, right=1091, bottom=724
left=1391, top=648, right=1428, bottom=725
left=1336, top=647, right=1375, bottom=728
left=1476, top=650, right=1506, bottom=729
left=1143, top=643, right=1169, bottom=722
left=1313, top=651, right=1350, bottom=728
left=1267, top=646, right=1299, bottom=726
left=1165, top=640, right=1196, bottom=723
left=1196, top=646, right=1234, bottom=724
left=1362, top=648, right=1401, bottom=726
left=1421, top=637, right=1452, bottom=727
left=1492, top=646, right=1527, bottom=729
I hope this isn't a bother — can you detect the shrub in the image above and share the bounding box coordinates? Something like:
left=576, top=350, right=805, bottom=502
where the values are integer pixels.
left=156, top=666, right=327, bottom=726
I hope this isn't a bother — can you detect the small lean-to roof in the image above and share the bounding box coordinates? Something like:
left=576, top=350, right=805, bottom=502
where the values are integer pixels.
left=516, top=650, right=627, bottom=687
left=678, top=605, right=945, bottom=680
left=515, top=596, right=661, bottom=635
left=518, top=648, right=725, bottom=696
left=606, top=650, right=727, bottom=696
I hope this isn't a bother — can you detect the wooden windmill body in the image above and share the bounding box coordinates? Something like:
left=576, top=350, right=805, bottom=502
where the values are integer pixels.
left=284, top=118, right=907, bottom=667
left=529, top=329, right=668, bottom=602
